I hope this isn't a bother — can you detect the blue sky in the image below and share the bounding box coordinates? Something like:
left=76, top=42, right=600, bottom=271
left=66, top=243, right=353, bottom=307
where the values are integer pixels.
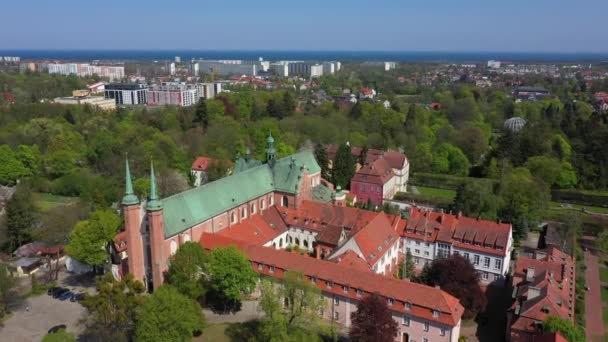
left=0, top=0, right=605, bottom=52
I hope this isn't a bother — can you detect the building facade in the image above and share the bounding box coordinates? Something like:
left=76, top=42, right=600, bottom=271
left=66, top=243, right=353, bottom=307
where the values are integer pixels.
left=147, top=82, right=197, bottom=107
left=399, top=208, right=513, bottom=286
left=48, top=63, right=124, bottom=81
left=104, top=83, right=148, bottom=105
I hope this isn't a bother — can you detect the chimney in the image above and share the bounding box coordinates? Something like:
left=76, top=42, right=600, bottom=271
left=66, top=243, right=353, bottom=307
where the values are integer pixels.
left=527, top=286, right=541, bottom=300
left=439, top=208, right=445, bottom=224
left=526, top=267, right=535, bottom=282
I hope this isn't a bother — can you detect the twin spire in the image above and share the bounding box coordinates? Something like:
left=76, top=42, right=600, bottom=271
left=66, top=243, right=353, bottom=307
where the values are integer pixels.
left=122, top=158, right=163, bottom=211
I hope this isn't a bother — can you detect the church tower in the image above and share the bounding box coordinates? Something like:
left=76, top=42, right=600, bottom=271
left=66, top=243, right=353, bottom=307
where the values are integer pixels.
left=122, top=159, right=145, bottom=284
left=266, top=132, right=276, bottom=167
left=146, top=162, right=165, bottom=289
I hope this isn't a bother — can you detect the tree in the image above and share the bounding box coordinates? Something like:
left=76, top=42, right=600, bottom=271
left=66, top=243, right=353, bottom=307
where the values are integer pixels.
left=349, top=293, right=398, bottom=342
left=206, top=246, right=257, bottom=306
left=259, top=272, right=327, bottom=342
left=452, top=181, right=497, bottom=220
left=543, top=316, right=585, bottom=342
left=5, top=185, right=36, bottom=252
left=418, top=255, right=486, bottom=319
left=0, top=265, right=16, bottom=318
left=398, top=250, right=415, bottom=280
left=42, top=330, right=76, bottom=342
left=433, top=143, right=470, bottom=176
left=597, top=230, right=608, bottom=254
left=358, top=145, right=369, bottom=166
left=65, top=209, right=121, bottom=266
left=193, top=98, right=209, bottom=130
left=0, top=145, right=29, bottom=185
left=332, top=143, right=355, bottom=189
left=167, top=242, right=208, bottom=299
left=135, top=285, right=205, bottom=342
left=80, top=273, right=146, bottom=341
left=206, top=160, right=229, bottom=183
left=498, top=168, right=549, bottom=239
left=524, top=156, right=561, bottom=187
left=314, top=143, right=330, bottom=180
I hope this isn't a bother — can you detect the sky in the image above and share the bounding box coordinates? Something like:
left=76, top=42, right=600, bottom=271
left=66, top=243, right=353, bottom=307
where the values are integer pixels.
left=0, top=0, right=606, bottom=52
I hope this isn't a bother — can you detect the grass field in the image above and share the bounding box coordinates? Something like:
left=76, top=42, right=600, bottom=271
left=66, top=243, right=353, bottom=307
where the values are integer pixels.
left=414, top=186, right=457, bottom=200
left=601, top=268, right=608, bottom=283
left=33, top=193, right=78, bottom=212
left=601, top=285, right=608, bottom=302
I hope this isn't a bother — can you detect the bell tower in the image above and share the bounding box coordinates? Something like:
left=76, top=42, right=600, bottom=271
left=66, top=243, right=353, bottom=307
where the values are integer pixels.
left=146, top=162, right=165, bottom=289
left=122, top=159, right=145, bottom=284
left=266, top=131, right=276, bottom=167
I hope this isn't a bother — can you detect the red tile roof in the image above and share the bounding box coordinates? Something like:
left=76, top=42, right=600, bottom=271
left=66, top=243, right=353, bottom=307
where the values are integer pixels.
left=509, top=248, right=576, bottom=339
left=113, top=231, right=128, bottom=253
left=325, top=145, right=407, bottom=170
left=330, top=250, right=372, bottom=272
left=217, top=214, right=286, bottom=245
left=352, top=213, right=400, bottom=265
left=360, top=87, right=375, bottom=95
left=351, top=157, right=394, bottom=186
left=191, top=157, right=218, bottom=171
left=402, top=207, right=512, bottom=256
left=199, top=233, right=464, bottom=326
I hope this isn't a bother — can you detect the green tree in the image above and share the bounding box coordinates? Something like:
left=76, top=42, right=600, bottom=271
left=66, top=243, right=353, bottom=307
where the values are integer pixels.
left=42, top=330, right=76, bottom=342
left=543, top=316, right=585, bottom=342
left=0, top=145, right=29, bottom=185
left=16, top=144, right=41, bottom=175
left=433, top=143, right=470, bottom=176
left=5, top=185, right=36, bottom=252
left=349, top=293, right=398, bottom=342
left=133, top=177, right=151, bottom=199
left=135, top=285, right=205, bottom=342
left=81, top=273, right=146, bottom=341
left=555, top=161, right=578, bottom=189
left=332, top=143, right=355, bottom=189
left=597, top=230, right=608, bottom=254
left=193, top=98, right=209, bottom=130
left=358, top=145, right=369, bottom=166
left=65, top=209, right=121, bottom=266
left=452, top=181, right=497, bottom=220
left=206, top=246, right=257, bottom=304
left=0, top=265, right=16, bottom=318
left=498, top=168, right=549, bottom=239
left=167, top=242, right=208, bottom=299
left=314, top=143, right=331, bottom=180
left=524, top=156, right=561, bottom=187
left=398, top=250, right=415, bottom=280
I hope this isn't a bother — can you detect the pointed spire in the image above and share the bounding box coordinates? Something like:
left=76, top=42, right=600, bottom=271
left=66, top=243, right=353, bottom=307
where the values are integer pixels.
left=122, top=158, right=139, bottom=206
left=266, top=131, right=276, bottom=166
left=146, top=160, right=163, bottom=211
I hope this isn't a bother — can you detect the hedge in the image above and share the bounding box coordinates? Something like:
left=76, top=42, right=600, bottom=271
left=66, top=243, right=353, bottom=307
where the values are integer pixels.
left=410, top=172, right=498, bottom=191
left=551, top=189, right=608, bottom=208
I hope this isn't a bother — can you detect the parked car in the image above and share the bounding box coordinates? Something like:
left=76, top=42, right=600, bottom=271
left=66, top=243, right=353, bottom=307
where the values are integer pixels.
left=48, top=324, right=67, bottom=334
left=70, top=293, right=86, bottom=302
left=58, top=291, right=74, bottom=301
left=48, top=286, right=65, bottom=296
left=51, top=288, right=69, bottom=298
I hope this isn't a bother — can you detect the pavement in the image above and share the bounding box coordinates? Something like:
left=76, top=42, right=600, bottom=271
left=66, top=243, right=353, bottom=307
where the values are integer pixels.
left=0, top=293, right=86, bottom=342
left=584, top=251, right=604, bottom=341
left=203, top=300, right=264, bottom=324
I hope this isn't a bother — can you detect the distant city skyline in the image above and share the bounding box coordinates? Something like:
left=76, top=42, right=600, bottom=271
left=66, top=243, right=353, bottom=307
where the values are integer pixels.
left=1, top=0, right=607, bottom=53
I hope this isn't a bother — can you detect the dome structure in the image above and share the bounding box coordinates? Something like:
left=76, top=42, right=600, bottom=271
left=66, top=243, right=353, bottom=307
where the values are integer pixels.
left=504, top=117, right=527, bottom=132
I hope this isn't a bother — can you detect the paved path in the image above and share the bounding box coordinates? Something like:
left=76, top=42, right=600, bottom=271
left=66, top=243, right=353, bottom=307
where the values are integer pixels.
left=203, top=300, right=264, bottom=324
left=584, top=251, right=604, bottom=341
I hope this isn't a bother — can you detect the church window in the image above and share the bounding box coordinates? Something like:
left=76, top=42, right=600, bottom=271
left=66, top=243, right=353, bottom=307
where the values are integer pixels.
left=241, top=207, right=247, bottom=219
left=230, top=212, right=236, bottom=224
left=282, top=195, right=289, bottom=207
left=261, top=199, right=265, bottom=210
left=303, top=240, right=309, bottom=248
left=269, top=195, right=274, bottom=206
left=251, top=203, right=256, bottom=214
left=279, top=238, right=283, bottom=248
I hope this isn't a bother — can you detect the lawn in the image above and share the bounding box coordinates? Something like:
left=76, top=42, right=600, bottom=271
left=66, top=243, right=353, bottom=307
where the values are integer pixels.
left=414, top=186, right=456, bottom=200
left=33, top=193, right=78, bottom=212
left=601, top=267, right=608, bottom=283
left=194, top=323, right=230, bottom=342
left=604, top=307, right=608, bottom=326
left=549, top=201, right=608, bottom=214
left=601, top=285, right=608, bottom=302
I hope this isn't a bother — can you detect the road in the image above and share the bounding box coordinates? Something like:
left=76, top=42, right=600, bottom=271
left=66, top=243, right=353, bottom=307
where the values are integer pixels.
left=584, top=251, right=604, bottom=341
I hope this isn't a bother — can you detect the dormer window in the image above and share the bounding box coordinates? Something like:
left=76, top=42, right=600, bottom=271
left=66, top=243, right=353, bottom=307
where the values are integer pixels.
left=327, top=281, right=333, bottom=289
left=405, top=302, right=412, bottom=310
left=269, top=266, right=275, bottom=273
left=433, top=310, right=440, bottom=318
left=311, top=276, right=317, bottom=284
left=343, top=286, right=349, bottom=293
left=388, top=298, right=394, bottom=306
left=356, top=289, right=363, bottom=297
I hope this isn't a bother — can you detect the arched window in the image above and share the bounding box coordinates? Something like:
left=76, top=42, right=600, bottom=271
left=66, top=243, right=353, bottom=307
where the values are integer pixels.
left=295, top=238, right=300, bottom=246
left=303, top=240, right=309, bottom=249
left=282, top=195, right=289, bottom=208
left=273, top=243, right=276, bottom=249
left=261, top=199, right=265, bottom=210
left=183, top=234, right=191, bottom=242
left=231, top=212, right=236, bottom=224
left=279, top=238, right=283, bottom=248
left=170, top=241, right=177, bottom=256
left=269, top=195, right=274, bottom=206
left=251, top=203, right=256, bottom=214
left=241, top=207, right=247, bottom=219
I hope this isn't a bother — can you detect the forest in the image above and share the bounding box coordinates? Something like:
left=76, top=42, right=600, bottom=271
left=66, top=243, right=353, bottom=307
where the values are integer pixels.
left=0, top=68, right=607, bottom=249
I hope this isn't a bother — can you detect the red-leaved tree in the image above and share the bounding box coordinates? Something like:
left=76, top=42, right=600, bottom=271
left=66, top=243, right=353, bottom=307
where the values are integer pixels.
left=349, top=293, right=398, bottom=342
left=420, top=254, right=487, bottom=319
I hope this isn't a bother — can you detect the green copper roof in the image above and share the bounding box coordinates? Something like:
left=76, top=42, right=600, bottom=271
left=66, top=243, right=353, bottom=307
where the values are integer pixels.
left=312, top=184, right=333, bottom=203
left=147, top=162, right=163, bottom=211
left=161, top=150, right=321, bottom=238
left=234, top=157, right=263, bottom=174
left=122, top=159, right=139, bottom=206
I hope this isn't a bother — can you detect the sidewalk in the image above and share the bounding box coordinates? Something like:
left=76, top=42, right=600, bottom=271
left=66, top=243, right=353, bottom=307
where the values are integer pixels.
left=584, top=251, right=605, bottom=341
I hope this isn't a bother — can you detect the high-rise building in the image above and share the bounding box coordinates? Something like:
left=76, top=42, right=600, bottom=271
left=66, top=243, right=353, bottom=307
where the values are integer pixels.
left=105, top=83, right=148, bottom=105
left=195, top=82, right=222, bottom=99
left=175, top=56, right=181, bottom=63
left=48, top=63, right=125, bottom=81
left=193, top=60, right=259, bottom=76
left=322, top=61, right=336, bottom=75
left=310, top=64, right=324, bottom=77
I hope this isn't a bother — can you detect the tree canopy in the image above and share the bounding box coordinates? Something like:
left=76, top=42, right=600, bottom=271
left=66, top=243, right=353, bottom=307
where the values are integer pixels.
left=166, top=241, right=208, bottom=299
left=543, top=316, right=585, bottom=342
left=135, top=285, right=205, bottom=342
left=65, top=209, right=121, bottom=266
left=349, top=293, right=399, bottom=342
left=206, top=246, right=258, bottom=304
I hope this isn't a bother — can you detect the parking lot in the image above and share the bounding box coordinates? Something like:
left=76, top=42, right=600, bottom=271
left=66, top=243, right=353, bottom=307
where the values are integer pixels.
left=0, top=292, right=86, bottom=341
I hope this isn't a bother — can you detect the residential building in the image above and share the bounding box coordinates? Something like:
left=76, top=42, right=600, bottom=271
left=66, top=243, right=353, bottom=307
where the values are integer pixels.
left=399, top=207, right=513, bottom=285
left=195, top=82, right=222, bottom=99
left=507, top=248, right=576, bottom=342
left=87, top=82, right=105, bottom=94
left=48, top=63, right=124, bottom=81
left=487, top=60, right=501, bottom=69
left=513, top=86, right=550, bottom=102
left=359, top=87, right=376, bottom=99
left=310, top=64, right=324, bottom=77
left=326, top=145, right=410, bottom=205
left=191, top=156, right=225, bottom=186
left=384, top=62, right=397, bottom=71
left=193, top=60, right=259, bottom=76
left=115, top=134, right=465, bottom=341
left=322, top=61, right=336, bottom=75
left=54, top=95, right=116, bottom=110
left=270, top=63, right=289, bottom=77
left=104, top=83, right=148, bottom=105
left=146, top=82, right=198, bottom=107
